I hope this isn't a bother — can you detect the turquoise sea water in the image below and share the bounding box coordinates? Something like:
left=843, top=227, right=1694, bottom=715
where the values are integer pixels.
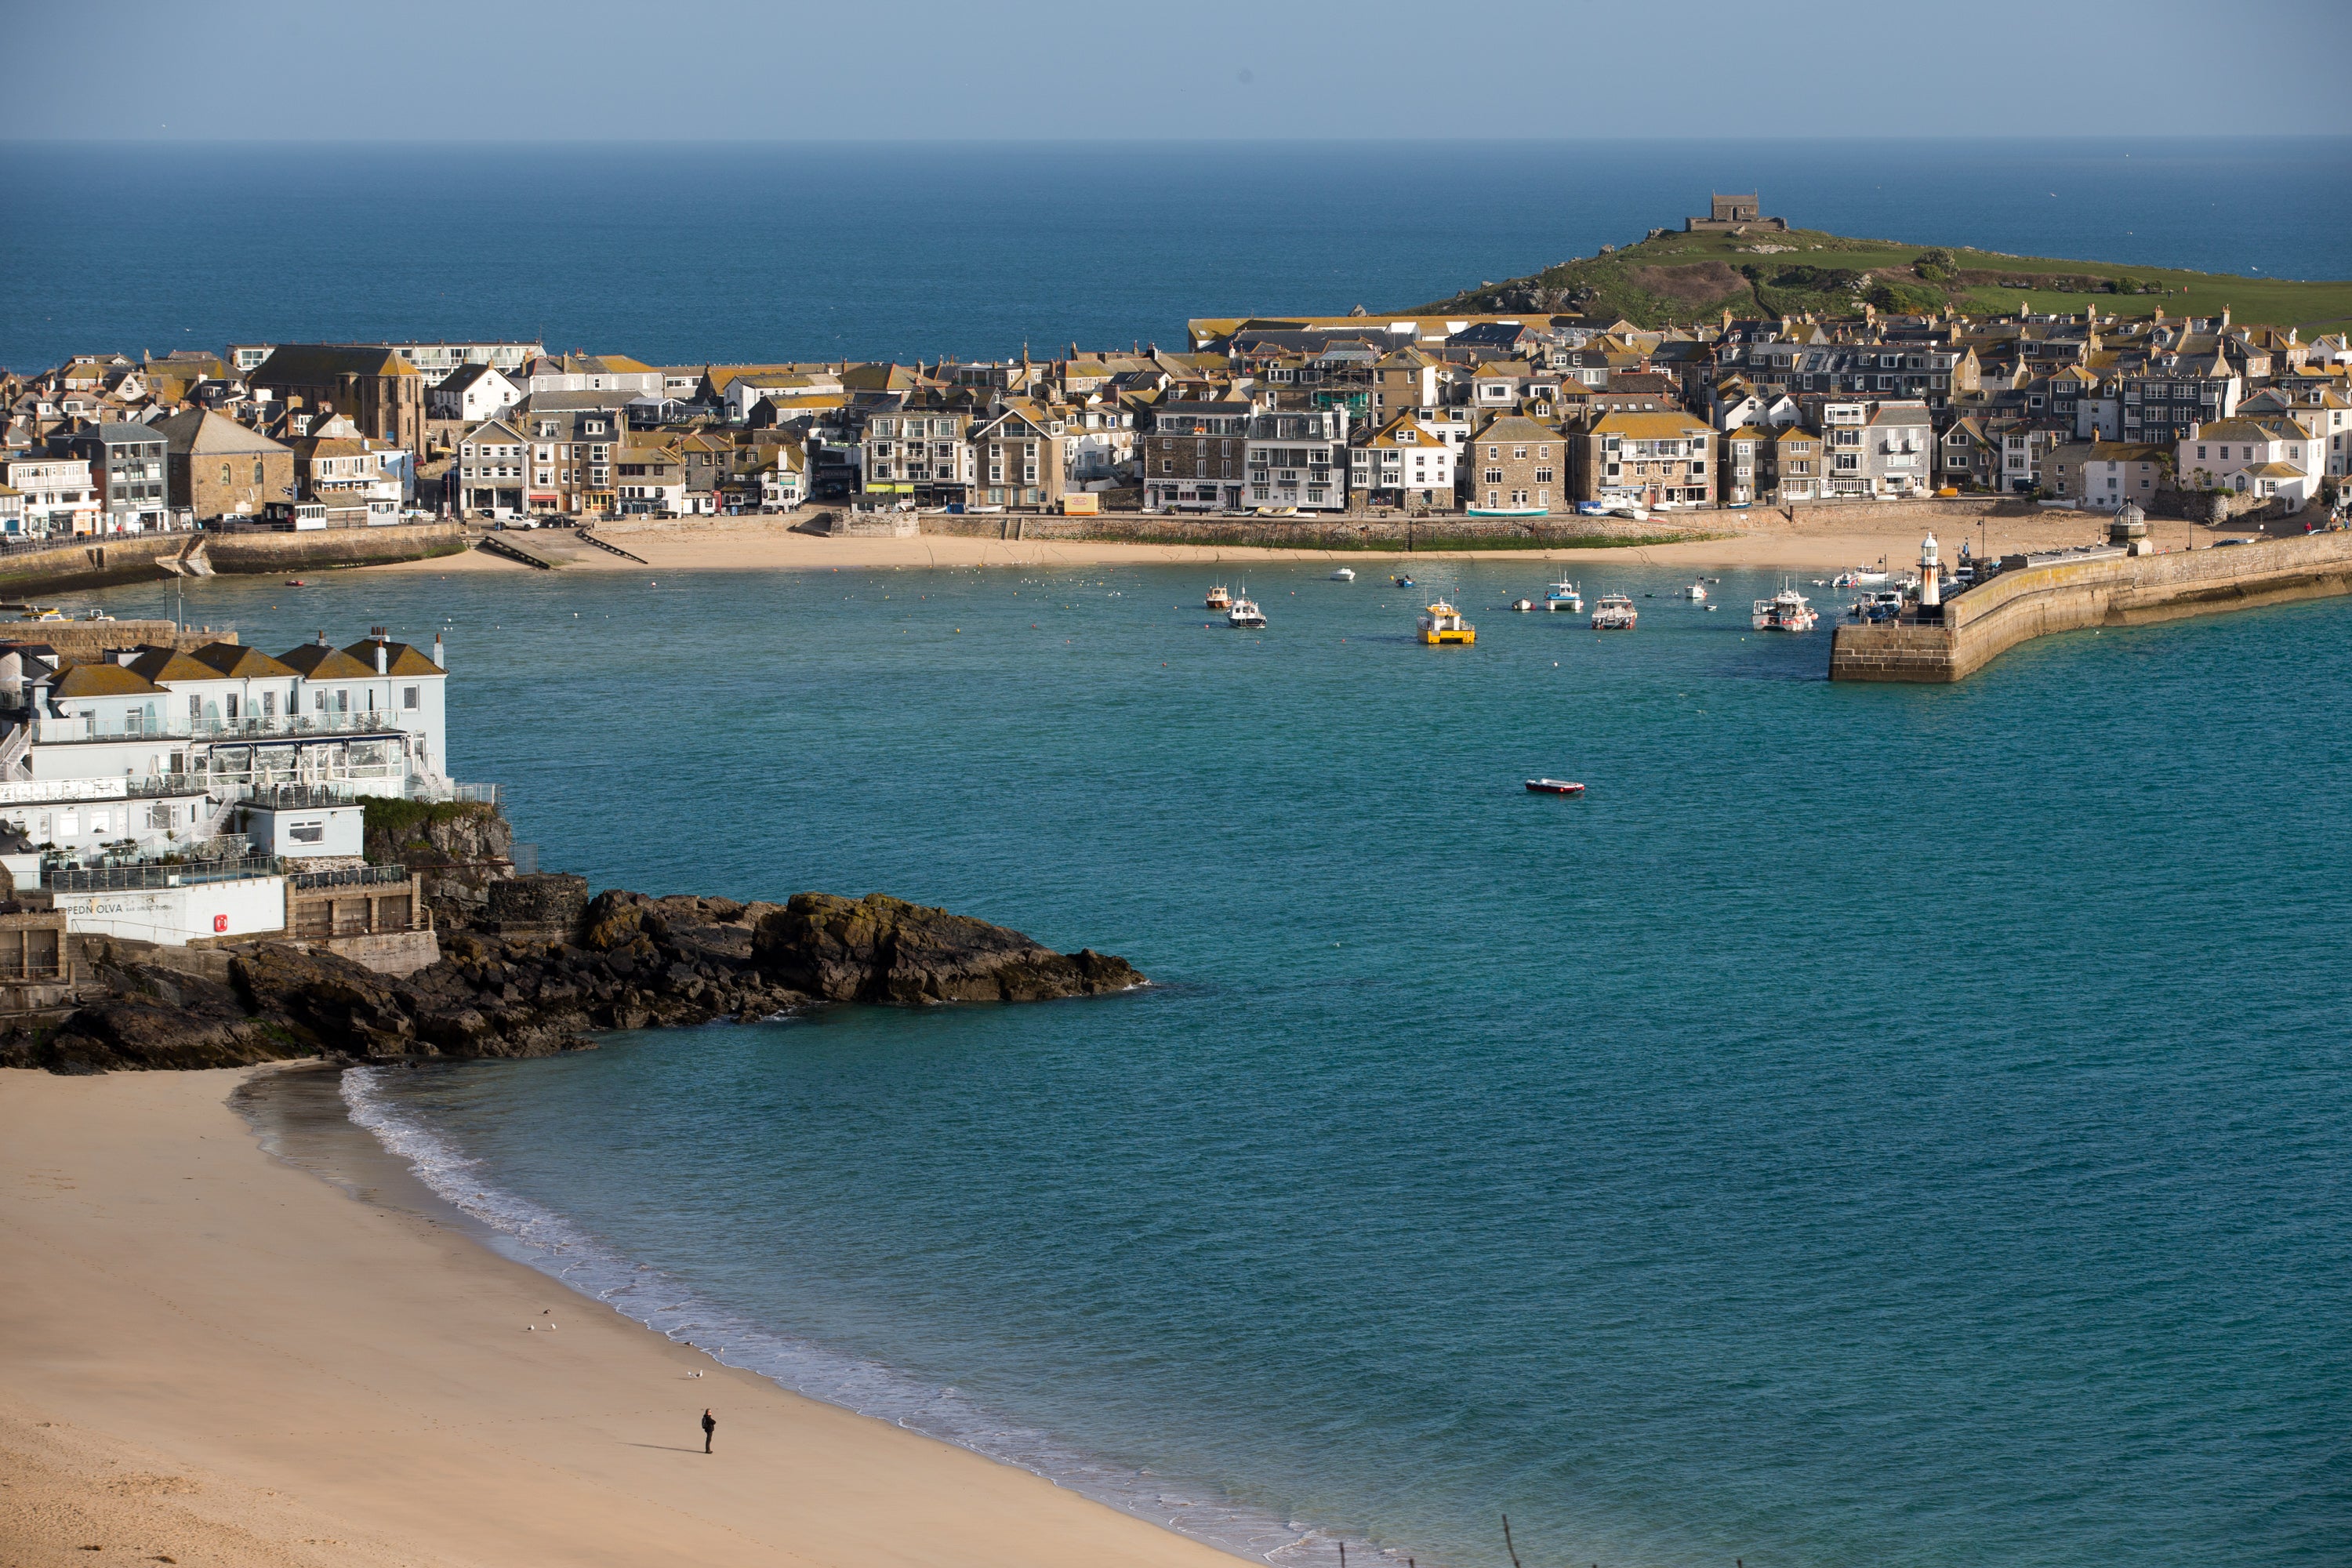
left=99, top=561, right=2352, bottom=1566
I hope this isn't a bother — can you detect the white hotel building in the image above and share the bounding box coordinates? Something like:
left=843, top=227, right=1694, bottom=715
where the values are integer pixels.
left=0, top=629, right=483, bottom=948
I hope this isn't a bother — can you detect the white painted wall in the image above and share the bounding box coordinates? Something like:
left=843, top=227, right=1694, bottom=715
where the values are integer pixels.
left=53, top=876, right=286, bottom=946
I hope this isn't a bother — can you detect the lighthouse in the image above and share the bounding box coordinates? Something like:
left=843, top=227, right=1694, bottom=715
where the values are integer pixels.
left=1918, top=532, right=1942, bottom=608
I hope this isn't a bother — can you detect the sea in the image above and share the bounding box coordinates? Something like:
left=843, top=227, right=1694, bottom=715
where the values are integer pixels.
left=106, top=557, right=2352, bottom=1568
left=2, top=137, right=2349, bottom=373
left=20, top=139, right=2352, bottom=1566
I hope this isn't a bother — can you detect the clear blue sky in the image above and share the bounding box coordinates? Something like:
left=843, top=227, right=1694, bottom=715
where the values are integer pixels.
left=9, top=0, right=2349, bottom=141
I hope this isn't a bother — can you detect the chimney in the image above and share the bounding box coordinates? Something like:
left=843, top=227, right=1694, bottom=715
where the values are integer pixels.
left=432, top=633, right=446, bottom=669
left=314, top=629, right=327, bottom=646
left=375, top=641, right=387, bottom=675
left=2220, top=304, right=2231, bottom=328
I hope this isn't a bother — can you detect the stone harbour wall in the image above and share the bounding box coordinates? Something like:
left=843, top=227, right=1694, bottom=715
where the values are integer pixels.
left=1829, top=531, right=2352, bottom=682
left=0, top=522, right=466, bottom=595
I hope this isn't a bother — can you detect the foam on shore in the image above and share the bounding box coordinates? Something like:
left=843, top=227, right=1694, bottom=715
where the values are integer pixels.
left=339, top=1064, right=1341, bottom=1566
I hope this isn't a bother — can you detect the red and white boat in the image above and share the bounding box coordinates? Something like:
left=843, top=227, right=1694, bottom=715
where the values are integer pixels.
left=1524, top=779, right=1585, bottom=795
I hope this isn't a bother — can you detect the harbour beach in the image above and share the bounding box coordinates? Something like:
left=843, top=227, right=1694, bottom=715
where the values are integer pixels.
left=363, top=506, right=2200, bottom=580
left=0, top=1065, right=1249, bottom=1568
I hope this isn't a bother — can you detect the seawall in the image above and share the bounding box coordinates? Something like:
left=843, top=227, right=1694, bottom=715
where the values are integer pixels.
left=0, top=523, right=469, bottom=595
left=1828, top=532, right=2352, bottom=682
left=911, top=514, right=1704, bottom=550
left=0, top=619, right=233, bottom=656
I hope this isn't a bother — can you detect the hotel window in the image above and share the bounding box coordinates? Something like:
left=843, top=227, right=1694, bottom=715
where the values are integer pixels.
left=262, top=691, right=275, bottom=717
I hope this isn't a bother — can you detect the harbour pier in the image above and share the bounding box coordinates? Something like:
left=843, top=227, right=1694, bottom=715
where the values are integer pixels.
left=1828, top=527, right=2352, bottom=682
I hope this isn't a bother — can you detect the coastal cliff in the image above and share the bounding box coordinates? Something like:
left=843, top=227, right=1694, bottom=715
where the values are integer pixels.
left=1, top=888, right=1144, bottom=1074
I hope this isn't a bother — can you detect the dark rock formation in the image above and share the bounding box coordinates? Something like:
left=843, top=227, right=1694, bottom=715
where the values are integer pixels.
left=0, top=887, right=1144, bottom=1073
left=361, top=798, right=514, bottom=925
left=754, top=892, right=1144, bottom=1004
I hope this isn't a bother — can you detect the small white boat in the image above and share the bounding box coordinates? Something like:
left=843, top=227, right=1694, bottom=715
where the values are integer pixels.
left=1511, top=597, right=1534, bottom=612
left=1228, top=589, right=1266, bottom=629
left=1681, top=579, right=1707, bottom=602
left=1543, top=579, right=1583, bottom=613
left=1752, top=581, right=1819, bottom=632
left=1524, top=779, right=1585, bottom=796
left=1590, top=593, right=1638, bottom=630
left=1330, top=568, right=1355, bottom=581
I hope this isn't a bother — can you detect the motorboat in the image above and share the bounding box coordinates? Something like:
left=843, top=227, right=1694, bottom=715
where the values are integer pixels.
left=1682, top=579, right=1708, bottom=601
left=1752, top=582, right=1820, bottom=631
left=1392, top=575, right=1416, bottom=587
left=1524, top=779, right=1585, bottom=795
left=1228, top=590, right=1266, bottom=629
left=1417, top=600, right=1475, bottom=644
left=1205, top=584, right=1232, bottom=610
left=1330, top=568, right=1355, bottom=581
left=1543, top=579, right=1583, bottom=613
left=1589, top=593, right=1638, bottom=630
left=1511, top=597, right=1534, bottom=612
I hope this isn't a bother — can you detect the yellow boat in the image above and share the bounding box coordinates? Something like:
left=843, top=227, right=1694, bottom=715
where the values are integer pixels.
left=1417, top=599, right=1475, bottom=645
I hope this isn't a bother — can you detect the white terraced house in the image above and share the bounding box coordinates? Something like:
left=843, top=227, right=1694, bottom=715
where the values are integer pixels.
left=2176, top=417, right=2322, bottom=506
left=0, top=629, right=485, bottom=947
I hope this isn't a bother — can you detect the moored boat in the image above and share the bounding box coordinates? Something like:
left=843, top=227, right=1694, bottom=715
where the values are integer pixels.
left=1752, top=581, right=1820, bottom=631
left=1330, top=567, right=1355, bottom=581
left=1543, top=579, right=1583, bottom=613
left=1228, top=588, right=1266, bottom=629
left=1418, top=599, right=1475, bottom=644
left=1205, top=584, right=1232, bottom=610
left=1682, top=579, right=1708, bottom=601
left=1590, top=593, right=1637, bottom=630
left=1511, top=597, right=1534, bottom=612
left=1524, top=778, right=1585, bottom=795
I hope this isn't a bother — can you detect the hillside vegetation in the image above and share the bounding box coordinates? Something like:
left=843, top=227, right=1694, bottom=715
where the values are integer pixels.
left=1411, top=227, right=2352, bottom=332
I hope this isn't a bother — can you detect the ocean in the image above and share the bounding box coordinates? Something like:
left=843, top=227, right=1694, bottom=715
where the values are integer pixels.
left=109, top=560, right=2352, bottom=1568
left=2, top=137, right=2348, bottom=374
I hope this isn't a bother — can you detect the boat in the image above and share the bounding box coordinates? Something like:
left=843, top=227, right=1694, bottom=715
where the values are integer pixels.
left=1205, top=584, right=1231, bottom=611
left=1589, top=593, right=1637, bottom=630
left=1467, top=505, right=1548, bottom=518
left=1543, top=579, right=1582, bottom=613
left=285, top=579, right=307, bottom=586
left=1392, top=574, right=1416, bottom=587
left=1511, top=597, right=1534, bottom=612
left=1752, top=582, right=1820, bottom=632
left=1682, top=579, right=1708, bottom=601
left=1525, top=779, right=1585, bottom=795
left=1417, top=599, right=1475, bottom=645
left=1833, top=566, right=1892, bottom=589
left=1330, top=568, right=1355, bottom=581
left=1228, top=589, right=1266, bottom=629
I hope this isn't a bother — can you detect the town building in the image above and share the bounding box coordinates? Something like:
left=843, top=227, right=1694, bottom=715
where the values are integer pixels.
left=1571, top=410, right=1715, bottom=506
left=1348, top=413, right=1457, bottom=510
left=2176, top=417, right=2323, bottom=506
left=1686, top=192, right=1787, bottom=233
left=613, top=446, right=688, bottom=514
left=154, top=408, right=294, bottom=521
left=455, top=418, right=528, bottom=518
left=248, top=344, right=427, bottom=452
left=429, top=362, right=524, bottom=424
left=51, top=422, right=171, bottom=532
left=1466, top=414, right=1566, bottom=514
left=0, top=455, right=100, bottom=537
left=1142, top=401, right=1254, bottom=512
left=1243, top=408, right=1349, bottom=513
left=1815, top=400, right=1933, bottom=498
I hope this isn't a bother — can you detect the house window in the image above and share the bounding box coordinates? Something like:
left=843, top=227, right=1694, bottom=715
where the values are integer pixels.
left=220, top=461, right=231, bottom=484
left=402, top=686, right=420, bottom=710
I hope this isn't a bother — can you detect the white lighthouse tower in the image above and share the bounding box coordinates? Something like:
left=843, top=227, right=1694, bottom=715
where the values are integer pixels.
left=1918, top=532, right=1942, bottom=608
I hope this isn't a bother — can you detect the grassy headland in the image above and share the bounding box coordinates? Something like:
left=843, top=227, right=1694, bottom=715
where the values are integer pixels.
left=1411, top=227, right=2352, bottom=332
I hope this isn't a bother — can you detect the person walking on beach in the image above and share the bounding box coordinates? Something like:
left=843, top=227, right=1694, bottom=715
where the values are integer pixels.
left=702, top=1407, right=716, bottom=1454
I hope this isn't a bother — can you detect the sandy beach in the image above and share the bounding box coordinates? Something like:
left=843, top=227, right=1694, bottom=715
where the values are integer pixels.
left=0, top=1066, right=1250, bottom=1568
left=365, top=506, right=2195, bottom=581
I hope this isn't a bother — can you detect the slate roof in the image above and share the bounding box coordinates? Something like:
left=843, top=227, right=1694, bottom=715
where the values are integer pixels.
left=191, top=641, right=299, bottom=679
left=342, top=637, right=445, bottom=677
left=154, top=408, right=289, bottom=456
left=50, top=662, right=168, bottom=698
left=250, top=345, right=422, bottom=383
left=125, top=647, right=227, bottom=684
left=277, top=641, right=378, bottom=679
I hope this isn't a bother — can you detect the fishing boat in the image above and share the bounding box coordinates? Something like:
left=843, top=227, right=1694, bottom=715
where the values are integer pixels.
left=1752, top=582, right=1819, bottom=631
left=1205, top=584, right=1231, bottom=611
left=1833, top=565, right=1892, bottom=589
left=1543, top=579, right=1582, bottom=613
left=1589, top=593, right=1637, bottom=630
left=1524, top=779, right=1585, bottom=795
left=1417, top=599, right=1475, bottom=645
left=1228, top=589, right=1267, bottom=629
left=1682, top=579, right=1708, bottom=601
left=1330, top=568, right=1356, bottom=581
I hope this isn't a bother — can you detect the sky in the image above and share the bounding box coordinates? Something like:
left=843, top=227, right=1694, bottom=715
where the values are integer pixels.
left=6, top=0, right=2349, bottom=142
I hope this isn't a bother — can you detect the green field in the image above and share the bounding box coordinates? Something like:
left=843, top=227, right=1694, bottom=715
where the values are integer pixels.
left=1410, top=227, right=2352, bottom=333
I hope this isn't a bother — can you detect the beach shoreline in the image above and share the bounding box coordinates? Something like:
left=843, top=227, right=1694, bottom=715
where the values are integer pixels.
left=362, top=509, right=2180, bottom=579
left=0, top=1065, right=1257, bottom=1568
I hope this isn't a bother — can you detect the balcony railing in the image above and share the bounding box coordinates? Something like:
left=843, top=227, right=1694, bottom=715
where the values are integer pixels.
left=240, top=782, right=358, bottom=809
left=34, top=711, right=410, bottom=744
left=45, top=855, right=283, bottom=892
left=405, top=779, right=499, bottom=805
left=289, top=862, right=410, bottom=892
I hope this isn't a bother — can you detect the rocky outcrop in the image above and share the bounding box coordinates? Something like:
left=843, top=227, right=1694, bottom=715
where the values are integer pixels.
left=754, top=892, right=1143, bottom=1004
left=361, top=799, right=514, bottom=924
left=0, top=887, right=1144, bottom=1073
